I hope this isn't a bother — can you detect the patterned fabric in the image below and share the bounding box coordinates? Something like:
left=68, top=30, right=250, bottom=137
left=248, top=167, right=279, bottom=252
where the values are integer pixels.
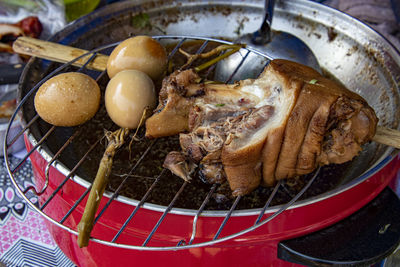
left=0, top=156, right=75, bottom=267
left=1, top=239, right=75, bottom=267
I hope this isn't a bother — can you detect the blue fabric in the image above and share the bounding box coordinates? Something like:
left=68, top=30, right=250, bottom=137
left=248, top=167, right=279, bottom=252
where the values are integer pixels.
left=391, top=0, right=400, bottom=22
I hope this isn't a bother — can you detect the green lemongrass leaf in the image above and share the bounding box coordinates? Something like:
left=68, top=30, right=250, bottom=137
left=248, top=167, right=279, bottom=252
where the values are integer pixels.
left=132, top=13, right=151, bottom=29
left=1, top=0, right=38, bottom=9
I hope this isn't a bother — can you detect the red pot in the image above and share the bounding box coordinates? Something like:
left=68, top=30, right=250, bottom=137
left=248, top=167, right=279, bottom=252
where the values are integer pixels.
left=25, top=139, right=400, bottom=266
left=11, top=0, right=400, bottom=266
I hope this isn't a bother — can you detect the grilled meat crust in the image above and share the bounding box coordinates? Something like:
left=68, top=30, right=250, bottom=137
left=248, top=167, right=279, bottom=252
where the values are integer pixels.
left=145, top=59, right=378, bottom=196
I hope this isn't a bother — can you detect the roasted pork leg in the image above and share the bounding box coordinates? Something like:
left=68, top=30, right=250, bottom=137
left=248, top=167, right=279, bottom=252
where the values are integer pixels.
left=145, top=59, right=378, bottom=196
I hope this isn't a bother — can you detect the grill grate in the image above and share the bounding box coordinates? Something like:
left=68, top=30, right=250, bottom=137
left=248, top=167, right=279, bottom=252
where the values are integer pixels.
left=4, top=35, right=319, bottom=250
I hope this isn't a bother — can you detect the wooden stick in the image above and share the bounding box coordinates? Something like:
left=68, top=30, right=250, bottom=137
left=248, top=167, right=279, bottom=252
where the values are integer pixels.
left=373, top=126, right=400, bottom=149
left=12, top=36, right=400, bottom=150
left=12, top=36, right=108, bottom=71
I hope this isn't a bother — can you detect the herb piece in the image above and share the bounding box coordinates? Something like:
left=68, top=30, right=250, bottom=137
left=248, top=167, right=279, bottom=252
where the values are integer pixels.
left=132, top=13, right=151, bottom=29
left=1, top=0, right=37, bottom=9
left=309, top=79, right=318, bottom=84
left=379, top=224, right=391, bottom=234
left=131, top=13, right=166, bottom=34
left=215, top=103, right=225, bottom=107
left=234, top=17, right=249, bottom=36
left=179, top=44, right=245, bottom=72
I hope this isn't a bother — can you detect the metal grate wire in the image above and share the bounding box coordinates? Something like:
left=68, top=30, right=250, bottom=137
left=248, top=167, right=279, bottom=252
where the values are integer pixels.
left=4, top=35, right=319, bottom=251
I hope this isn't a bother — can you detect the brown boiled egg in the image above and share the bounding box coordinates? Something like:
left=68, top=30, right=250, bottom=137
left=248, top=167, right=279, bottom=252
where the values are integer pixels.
left=105, top=69, right=156, bottom=129
left=34, top=72, right=100, bottom=127
left=106, top=35, right=168, bottom=81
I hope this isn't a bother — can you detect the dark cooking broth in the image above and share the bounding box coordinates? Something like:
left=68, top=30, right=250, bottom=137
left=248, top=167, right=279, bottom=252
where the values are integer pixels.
left=66, top=40, right=351, bottom=210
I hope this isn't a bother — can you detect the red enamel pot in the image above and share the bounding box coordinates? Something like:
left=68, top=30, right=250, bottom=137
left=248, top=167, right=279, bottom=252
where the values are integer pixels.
left=26, top=136, right=400, bottom=266
left=9, top=0, right=400, bottom=266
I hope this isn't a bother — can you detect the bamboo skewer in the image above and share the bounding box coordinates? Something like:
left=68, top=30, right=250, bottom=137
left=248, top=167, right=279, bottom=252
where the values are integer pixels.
left=13, top=36, right=108, bottom=71
left=373, top=126, right=400, bottom=149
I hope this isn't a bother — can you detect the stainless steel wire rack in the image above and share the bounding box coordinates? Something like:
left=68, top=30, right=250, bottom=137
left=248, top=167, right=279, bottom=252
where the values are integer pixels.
left=4, top=35, right=320, bottom=250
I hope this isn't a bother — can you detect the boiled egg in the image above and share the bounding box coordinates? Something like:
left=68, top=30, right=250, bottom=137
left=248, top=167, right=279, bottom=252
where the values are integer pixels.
left=107, top=35, right=167, bottom=81
left=105, top=69, right=156, bottom=129
left=34, top=72, right=100, bottom=127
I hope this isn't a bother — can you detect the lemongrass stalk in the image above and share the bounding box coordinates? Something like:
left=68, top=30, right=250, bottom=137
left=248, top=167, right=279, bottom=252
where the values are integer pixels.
left=77, top=128, right=129, bottom=247
left=77, top=107, right=150, bottom=247
left=179, top=44, right=245, bottom=71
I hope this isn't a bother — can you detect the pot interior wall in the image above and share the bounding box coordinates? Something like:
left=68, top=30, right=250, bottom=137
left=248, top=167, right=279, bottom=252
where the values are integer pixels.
left=19, top=0, right=400, bottom=211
